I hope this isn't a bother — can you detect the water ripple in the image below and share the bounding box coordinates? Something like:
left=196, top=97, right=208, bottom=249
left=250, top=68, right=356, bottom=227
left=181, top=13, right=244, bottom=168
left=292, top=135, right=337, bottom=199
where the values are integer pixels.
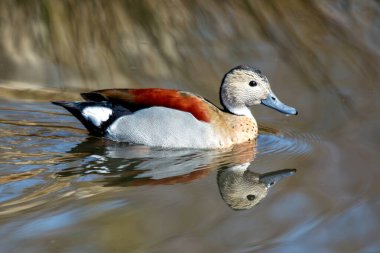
left=258, top=125, right=321, bottom=158
left=0, top=102, right=323, bottom=216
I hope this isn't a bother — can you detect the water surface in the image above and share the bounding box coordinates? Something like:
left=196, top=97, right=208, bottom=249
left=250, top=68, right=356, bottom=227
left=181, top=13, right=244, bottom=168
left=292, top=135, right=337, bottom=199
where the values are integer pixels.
left=1, top=93, right=379, bottom=253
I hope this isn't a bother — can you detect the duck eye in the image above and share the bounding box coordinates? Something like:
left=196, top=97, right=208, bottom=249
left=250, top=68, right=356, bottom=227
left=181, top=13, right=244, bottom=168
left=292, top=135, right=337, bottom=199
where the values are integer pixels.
left=249, top=81, right=257, bottom=87
left=246, top=194, right=256, bottom=201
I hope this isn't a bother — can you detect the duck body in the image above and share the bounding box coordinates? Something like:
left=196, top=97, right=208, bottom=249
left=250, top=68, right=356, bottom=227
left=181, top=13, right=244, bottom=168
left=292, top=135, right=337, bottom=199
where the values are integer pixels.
left=107, top=106, right=257, bottom=149
left=53, top=65, right=297, bottom=149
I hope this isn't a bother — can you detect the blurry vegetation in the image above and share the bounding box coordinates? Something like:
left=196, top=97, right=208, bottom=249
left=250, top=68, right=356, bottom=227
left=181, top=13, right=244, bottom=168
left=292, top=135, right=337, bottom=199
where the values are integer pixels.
left=0, top=0, right=379, bottom=99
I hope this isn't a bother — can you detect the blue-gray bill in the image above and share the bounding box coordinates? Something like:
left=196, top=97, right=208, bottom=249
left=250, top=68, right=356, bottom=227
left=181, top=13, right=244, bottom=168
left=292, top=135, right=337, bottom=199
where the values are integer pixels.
left=259, top=169, right=296, bottom=188
left=261, top=91, right=298, bottom=115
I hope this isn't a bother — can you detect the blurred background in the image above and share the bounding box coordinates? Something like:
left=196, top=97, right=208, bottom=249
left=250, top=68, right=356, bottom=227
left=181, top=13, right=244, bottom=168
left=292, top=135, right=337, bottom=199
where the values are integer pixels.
left=0, top=1, right=380, bottom=253
left=0, top=1, right=379, bottom=100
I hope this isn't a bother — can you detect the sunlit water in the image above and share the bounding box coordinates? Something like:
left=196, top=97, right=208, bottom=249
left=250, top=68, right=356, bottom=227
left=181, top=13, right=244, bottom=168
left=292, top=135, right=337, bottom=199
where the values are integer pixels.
left=0, top=100, right=310, bottom=250
left=1, top=97, right=378, bottom=253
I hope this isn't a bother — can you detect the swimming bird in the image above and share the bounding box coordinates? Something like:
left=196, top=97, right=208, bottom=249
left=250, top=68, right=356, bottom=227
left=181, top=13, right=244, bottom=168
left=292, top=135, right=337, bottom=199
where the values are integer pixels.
left=52, top=65, right=297, bottom=149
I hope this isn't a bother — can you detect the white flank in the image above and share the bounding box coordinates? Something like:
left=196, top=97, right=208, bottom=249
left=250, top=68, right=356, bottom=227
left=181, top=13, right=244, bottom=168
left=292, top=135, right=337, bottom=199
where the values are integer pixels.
left=82, top=106, right=113, bottom=127
left=106, top=107, right=222, bottom=149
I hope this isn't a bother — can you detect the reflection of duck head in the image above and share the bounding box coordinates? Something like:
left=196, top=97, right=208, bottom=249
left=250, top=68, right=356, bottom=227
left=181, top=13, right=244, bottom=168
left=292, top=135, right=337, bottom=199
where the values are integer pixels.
left=217, top=164, right=296, bottom=210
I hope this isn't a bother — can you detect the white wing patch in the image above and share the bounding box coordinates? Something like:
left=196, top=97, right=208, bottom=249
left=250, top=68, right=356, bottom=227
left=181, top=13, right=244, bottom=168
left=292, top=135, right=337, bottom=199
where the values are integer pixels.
left=82, top=106, right=113, bottom=127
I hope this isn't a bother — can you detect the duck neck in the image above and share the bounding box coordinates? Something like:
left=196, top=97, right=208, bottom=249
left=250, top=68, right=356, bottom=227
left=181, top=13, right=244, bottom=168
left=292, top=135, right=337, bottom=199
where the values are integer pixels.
left=227, top=106, right=253, bottom=118
left=220, top=94, right=253, bottom=117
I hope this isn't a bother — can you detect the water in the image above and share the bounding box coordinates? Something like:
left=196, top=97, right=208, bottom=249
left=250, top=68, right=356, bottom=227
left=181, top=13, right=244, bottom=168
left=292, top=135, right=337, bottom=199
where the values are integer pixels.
left=1, top=95, right=379, bottom=252
left=1, top=1, right=380, bottom=252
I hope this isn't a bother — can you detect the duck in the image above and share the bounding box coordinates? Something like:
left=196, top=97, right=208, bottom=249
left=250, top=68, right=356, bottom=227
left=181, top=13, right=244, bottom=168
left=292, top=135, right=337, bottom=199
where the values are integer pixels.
left=52, top=65, right=297, bottom=149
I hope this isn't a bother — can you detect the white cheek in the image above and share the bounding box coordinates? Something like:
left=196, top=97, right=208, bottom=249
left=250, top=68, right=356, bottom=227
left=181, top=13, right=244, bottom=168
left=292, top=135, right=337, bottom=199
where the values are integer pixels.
left=244, top=88, right=260, bottom=105
left=82, top=106, right=113, bottom=127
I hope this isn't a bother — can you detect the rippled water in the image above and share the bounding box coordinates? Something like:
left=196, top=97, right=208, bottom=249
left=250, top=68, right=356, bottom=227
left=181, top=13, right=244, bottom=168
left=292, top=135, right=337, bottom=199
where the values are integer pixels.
left=2, top=93, right=379, bottom=252
left=0, top=101, right=309, bottom=211
left=0, top=100, right=312, bottom=251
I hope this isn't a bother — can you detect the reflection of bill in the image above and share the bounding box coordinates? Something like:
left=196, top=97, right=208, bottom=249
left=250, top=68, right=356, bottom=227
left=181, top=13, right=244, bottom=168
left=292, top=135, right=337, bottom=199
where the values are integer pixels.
left=59, top=139, right=296, bottom=210
left=218, top=165, right=295, bottom=210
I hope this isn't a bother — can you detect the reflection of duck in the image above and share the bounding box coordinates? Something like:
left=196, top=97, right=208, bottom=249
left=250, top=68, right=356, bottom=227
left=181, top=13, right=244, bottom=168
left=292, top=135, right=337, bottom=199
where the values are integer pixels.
left=59, top=139, right=257, bottom=184
left=218, top=164, right=296, bottom=210
left=53, top=65, right=297, bottom=149
left=58, top=139, right=296, bottom=210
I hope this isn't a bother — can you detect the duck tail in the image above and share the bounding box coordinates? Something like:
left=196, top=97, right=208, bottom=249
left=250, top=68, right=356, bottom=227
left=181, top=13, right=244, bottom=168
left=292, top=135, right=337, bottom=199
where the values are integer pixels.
left=52, top=101, right=130, bottom=136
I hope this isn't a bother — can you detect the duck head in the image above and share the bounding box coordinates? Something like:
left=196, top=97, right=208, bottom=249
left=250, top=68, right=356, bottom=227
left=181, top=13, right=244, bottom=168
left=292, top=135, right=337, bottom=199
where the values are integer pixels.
left=220, top=65, right=298, bottom=117
left=217, top=164, right=296, bottom=210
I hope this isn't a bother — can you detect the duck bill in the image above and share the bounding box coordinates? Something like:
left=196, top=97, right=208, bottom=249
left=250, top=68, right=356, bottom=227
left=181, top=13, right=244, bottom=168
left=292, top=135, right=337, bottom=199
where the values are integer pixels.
left=259, top=169, right=296, bottom=188
left=261, top=91, right=298, bottom=115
